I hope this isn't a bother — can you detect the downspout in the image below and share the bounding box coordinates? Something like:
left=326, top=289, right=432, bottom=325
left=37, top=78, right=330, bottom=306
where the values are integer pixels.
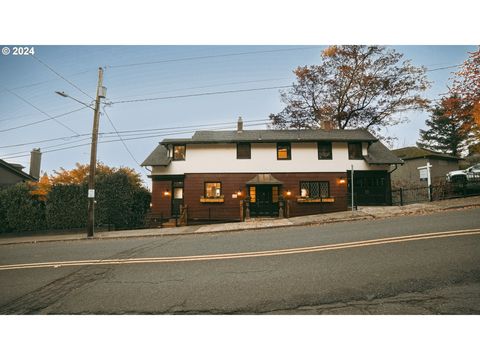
left=388, top=164, right=399, bottom=174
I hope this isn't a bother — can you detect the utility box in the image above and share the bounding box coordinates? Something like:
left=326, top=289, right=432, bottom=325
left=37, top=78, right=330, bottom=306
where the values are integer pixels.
left=98, top=86, right=107, bottom=98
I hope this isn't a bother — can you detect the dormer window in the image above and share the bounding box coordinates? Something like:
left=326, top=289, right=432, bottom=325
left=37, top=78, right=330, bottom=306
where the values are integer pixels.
left=173, top=145, right=186, bottom=161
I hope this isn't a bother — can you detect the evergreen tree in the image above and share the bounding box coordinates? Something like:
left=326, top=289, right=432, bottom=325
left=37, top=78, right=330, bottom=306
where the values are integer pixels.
left=417, top=96, right=473, bottom=156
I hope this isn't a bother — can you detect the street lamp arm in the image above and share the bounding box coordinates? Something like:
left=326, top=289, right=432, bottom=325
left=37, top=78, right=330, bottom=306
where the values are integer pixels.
left=55, top=91, right=95, bottom=110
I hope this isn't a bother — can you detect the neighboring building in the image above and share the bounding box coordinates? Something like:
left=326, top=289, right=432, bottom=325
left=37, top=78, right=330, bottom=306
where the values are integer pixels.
left=0, top=160, right=36, bottom=186
left=0, top=149, right=42, bottom=187
left=391, top=146, right=460, bottom=187
left=142, top=119, right=403, bottom=222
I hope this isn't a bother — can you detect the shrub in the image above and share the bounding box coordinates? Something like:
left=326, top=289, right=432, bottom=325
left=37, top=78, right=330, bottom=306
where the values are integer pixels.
left=0, top=183, right=46, bottom=232
left=46, top=183, right=88, bottom=230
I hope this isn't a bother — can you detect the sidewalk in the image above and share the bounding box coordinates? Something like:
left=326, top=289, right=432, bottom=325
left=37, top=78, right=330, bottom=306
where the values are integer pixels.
left=1, top=196, right=480, bottom=246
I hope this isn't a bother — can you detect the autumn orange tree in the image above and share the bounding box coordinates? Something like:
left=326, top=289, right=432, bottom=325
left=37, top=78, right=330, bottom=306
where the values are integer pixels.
left=269, top=45, right=430, bottom=142
left=452, top=46, right=480, bottom=128
left=28, top=162, right=144, bottom=199
left=51, top=162, right=142, bottom=186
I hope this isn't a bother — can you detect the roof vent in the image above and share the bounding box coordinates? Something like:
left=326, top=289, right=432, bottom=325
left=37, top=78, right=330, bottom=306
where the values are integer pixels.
left=237, top=116, right=243, bottom=132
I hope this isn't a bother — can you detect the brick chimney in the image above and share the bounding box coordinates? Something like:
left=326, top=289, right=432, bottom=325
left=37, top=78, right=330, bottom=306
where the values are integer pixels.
left=237, top=116, right=243, bottom=132
left=29, top=148, right=42, bottom=180
left=322, top=120, right=334, bottom=131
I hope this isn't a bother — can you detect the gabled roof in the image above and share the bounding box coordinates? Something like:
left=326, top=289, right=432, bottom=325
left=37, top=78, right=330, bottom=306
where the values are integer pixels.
left=364, top=142, right=404, bottom=165
left=246, top=174, right=283, bottom=185
left=0, top=159, right=37, bottom=181
left=392, top=147, right=460, bottom=161
left=161, top=129, right=378, bottom=145
left=141, top=144, right=171, bottom=166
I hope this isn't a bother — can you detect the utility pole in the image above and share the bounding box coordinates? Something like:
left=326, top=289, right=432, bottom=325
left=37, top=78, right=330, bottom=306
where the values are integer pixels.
left=87, top=67, right=106, bottom=237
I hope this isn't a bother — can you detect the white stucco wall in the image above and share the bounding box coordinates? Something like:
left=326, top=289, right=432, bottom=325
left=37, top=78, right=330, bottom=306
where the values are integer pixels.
left=151, top=142, right=388, bottom=175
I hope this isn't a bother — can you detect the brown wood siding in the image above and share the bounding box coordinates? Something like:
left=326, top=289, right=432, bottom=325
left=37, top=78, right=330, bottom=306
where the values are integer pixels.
left=179, top=172, right=348, bottom=221
left=280, top=172, right=348, bottom=217
left=151, top=180, right=172, bottom=218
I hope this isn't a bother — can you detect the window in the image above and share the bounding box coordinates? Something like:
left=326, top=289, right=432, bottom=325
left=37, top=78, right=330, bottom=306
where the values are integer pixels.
left=348, top=142, right=363, bottom=160
left=237, top=143, right=251, bottom=159
left=272, top=186, right=279, bottom=203
left=277, top=142, right=291, bottom=160
left=173, top=188, right=183, bottom=199
left=300, top=181, right=330, bottom=198
left=205, top=182, right=222, bottom=198
left=318, top=142, right=332, bottom=160
left=173, top=145, right=186, bottom=161
left=249, top=186, right=256, bottom=203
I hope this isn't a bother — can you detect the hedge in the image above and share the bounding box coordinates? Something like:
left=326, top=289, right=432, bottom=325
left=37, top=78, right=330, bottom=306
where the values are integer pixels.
left=46, top=183, right=88, bottom=230
left=0, top=183, right=46, bottom=232
left=0, top=172, right=151, bottom=233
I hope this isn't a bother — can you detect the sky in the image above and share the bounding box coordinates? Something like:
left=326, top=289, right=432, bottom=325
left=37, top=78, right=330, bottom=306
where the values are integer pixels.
left=0, top=45, right=476, bottom=187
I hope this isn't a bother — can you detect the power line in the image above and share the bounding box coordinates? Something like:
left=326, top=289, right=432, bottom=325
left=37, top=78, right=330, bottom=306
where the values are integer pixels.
left=0, top=134, right=89, bottom=149
left=1, top=122, right=270, bottom=160
left=0, top=106, right=90, bottom=133
left=426, top=64, right=460, bottom=72
left=107, top=46, right=322, bottom=69
left=102, top=106, right=142, bottom=168
left=0, top=69, right=97, bottom=96
left=108, top=77, right=290, bottom=101
left=110, top=85, right=293, bottom=104
left=0, top=118, right=269, bottom=149
left=3, top=88, right=81, bottom=135
left=108, top=64, right=460, bottom=105
left=31, top=55, right=95, bottom=100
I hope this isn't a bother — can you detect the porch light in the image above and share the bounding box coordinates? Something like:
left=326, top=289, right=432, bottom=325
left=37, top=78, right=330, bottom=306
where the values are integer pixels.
left=163, top=190, right=171, bottom=196
left=237, top=190, right=242, bottom=196
left=286, top=190, right=292, bottom=197
left=339, top=177, right=346, bottom=185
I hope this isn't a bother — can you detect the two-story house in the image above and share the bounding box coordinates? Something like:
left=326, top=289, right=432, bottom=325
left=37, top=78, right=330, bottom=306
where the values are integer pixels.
left=142, top=118, right=403, bottom=222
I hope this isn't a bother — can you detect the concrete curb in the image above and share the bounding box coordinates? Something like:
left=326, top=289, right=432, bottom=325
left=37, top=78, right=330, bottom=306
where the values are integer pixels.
left=1, top=201, right=479, bottom=246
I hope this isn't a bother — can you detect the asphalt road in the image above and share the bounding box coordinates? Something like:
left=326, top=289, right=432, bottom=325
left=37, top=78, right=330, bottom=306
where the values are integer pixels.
left=0, top=208, right=479, bottom=314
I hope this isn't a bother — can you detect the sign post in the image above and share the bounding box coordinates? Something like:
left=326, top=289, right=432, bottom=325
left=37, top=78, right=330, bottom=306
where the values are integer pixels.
left=417, top=161, right=432, bottom=200
left=351, top=164, right=354, bottom=213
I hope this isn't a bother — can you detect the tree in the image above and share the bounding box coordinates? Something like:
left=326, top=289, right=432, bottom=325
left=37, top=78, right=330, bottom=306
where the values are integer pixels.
left=452, top=47, right=480, bottom=127
left=270, top=45, right=430, bottom=141
left=28, top=172, right=51, bottom=201
left=417, top=95, right=473, bottom=156
left=51, top=162, right=142, bottom=187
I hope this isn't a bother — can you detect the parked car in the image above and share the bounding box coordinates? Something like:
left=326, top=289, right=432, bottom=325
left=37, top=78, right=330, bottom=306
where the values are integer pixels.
left=446, top=163, right=480, bottom=183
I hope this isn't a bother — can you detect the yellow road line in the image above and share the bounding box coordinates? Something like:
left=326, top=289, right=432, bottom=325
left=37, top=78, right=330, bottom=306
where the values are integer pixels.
left=1, top=228, right=479, bottom=271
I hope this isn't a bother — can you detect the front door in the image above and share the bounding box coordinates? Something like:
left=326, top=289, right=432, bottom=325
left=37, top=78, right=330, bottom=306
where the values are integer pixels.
left=249, top=185, right=279, bottom=217
left=171, top=181, right=184, bottom=216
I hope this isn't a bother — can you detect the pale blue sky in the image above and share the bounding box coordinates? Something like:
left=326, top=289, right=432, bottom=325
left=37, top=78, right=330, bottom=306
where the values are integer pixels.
left=0, top=45, right=476, bottom=185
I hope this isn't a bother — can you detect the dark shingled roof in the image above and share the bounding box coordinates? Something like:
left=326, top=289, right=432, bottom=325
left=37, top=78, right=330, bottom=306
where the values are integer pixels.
left=141, top=144, right=171, bottom=166
left=0, top=159, right=37, bottom=181
left=364, top=142, right=404, bottom=165
left=160, top=129, right=377, bottom=144
left=143, top=129, right=403, bottom=166
left=392, top=146, right=460, bottom=161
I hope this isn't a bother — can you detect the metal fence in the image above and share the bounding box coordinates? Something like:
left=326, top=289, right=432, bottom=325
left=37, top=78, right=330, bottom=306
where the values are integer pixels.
left=391, top=178, right=480, bottom=206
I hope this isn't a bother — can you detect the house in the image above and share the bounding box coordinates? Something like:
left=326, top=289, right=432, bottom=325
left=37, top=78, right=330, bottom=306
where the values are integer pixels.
left=142, top=118, right=403, bottom=222
left=0, top=149, right=42, bottom=187
left=391, top=146, right=460, bottom=187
